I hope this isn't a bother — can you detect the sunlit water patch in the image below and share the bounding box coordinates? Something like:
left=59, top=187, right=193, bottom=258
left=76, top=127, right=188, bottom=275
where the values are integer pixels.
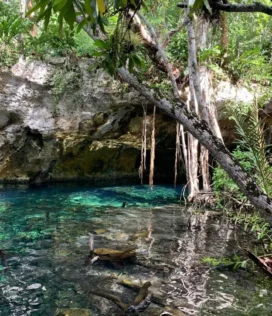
left=0, top=185, right=271, bottom=316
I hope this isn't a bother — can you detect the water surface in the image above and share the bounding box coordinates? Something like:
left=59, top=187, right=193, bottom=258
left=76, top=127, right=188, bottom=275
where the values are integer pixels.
left=0, top=185, right=271, bottom=315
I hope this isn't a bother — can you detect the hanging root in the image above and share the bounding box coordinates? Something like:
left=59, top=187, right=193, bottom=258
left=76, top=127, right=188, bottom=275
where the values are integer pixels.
left=139, top=104, right=147, bottom=184
left=149, top=106, right=156, bottom=189
left=174, top=122, right=182, bottom=187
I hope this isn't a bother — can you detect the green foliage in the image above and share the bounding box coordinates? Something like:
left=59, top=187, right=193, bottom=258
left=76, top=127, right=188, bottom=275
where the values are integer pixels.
left=201, top=256, right=233, bottom=267
left=0, top=2, right=32, bottom=66
left=213, top=100, right=272, bottom=249
left=229, top=210, right=272, bottom=244
left=25, top=19, right=76, bottom=57
left=74, top=30, right=96, bottom=56
left=0, top=2, right=31, bottom=43
left=167, top=31, right=188, bottom=64
left=213, top=148, right=252, bottom=206
left=227, top=9, right=272, bottom=83
left=91, top=18, right=145, bottom=75
left=228, top=47, right=272, bottom=83
left=50, top=67, right=81, bottom=110
left=230, top=100, right=272, bottom=196
left=202, top=255, right=248, bottom=270
left=27, top=0, right=145, bottom=33
left=213, top=99, right=272, bottom=209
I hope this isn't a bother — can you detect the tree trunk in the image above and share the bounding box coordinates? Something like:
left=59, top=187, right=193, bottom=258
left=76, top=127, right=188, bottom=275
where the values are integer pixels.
left=187, top=18, right=212, bottom=193
left=118, top=67, right=272, bottom=224
left=187, top=16, right=224, bottom=194
left=220, top=12, right=229, bottom=51
left=186, top=79, right=200, bottom=200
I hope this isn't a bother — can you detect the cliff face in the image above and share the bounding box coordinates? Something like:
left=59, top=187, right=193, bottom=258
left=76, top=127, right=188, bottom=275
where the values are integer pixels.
left=1, top=57, right=264, bottom=185
left=0, top=58, right=177, bottom=185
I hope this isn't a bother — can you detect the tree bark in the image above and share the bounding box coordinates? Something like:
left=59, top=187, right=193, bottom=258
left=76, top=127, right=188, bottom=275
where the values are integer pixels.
left=187, top=19, right=208, bottom=123
left=177, top=2, right=272, bottom=16
left=187, top=80, right=200, bottom=200
left=187, top=17, right=215, bottom=192
left=210, top=2, right=272, bottom=16
left=220, top=12, right=228, bottom=51
left=129, top=12, right=181, bottom=80
left=118, top=67, right=272, bottom=224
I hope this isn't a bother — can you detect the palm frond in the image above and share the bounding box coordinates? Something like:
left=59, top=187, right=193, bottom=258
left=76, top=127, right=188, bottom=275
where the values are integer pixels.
left=229, top=98, right=272, bottom=197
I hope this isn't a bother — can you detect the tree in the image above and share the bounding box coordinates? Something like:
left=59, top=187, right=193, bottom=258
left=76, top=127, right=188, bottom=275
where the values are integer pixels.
left=25, top=0, right=272, bottom=222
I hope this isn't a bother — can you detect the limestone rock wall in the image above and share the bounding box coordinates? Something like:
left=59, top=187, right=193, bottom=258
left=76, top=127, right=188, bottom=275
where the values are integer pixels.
left=0, top=57, right=177, bottom=184
left=0, top=57, right=263, bottom=185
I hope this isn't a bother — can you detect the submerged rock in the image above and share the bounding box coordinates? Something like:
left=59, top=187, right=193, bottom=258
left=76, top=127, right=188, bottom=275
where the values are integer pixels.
left=26, top=283, right=42, bottom=290
left=55, top=308, right=91, bottom=316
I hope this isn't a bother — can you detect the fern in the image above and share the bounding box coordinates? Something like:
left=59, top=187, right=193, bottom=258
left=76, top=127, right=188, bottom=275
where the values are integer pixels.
left=229, top=98, right=272, bottom=197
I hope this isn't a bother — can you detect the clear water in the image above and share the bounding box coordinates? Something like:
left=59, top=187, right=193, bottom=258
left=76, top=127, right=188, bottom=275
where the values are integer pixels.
left=0, top=185, right=271, bottom=316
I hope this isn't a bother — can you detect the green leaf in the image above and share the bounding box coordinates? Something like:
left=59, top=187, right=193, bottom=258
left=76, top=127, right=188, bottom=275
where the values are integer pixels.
left=76, top=18, right=87, bottom=33
left=44, top=5, right=52, bottom=30
left=64, top=4, right=76, bottom=28
left=53, top=0, right=67, bottom=11
left=84, top=0, right=93, bottom=17
left=189, top=0, right=204, bottom=12
left=26, top=0, right=51, bottom=17
left=132, top=54, right=143, bottom=67
left=74, top=0, right=85, bottom=14
left=130, top=0, right=137, bottom=8
left=93, top=39, right=110, bottom=49
left=92, top=51, right=106, bottom=56
left=128, top=57, right=135, bottom=72
left=91, top=0, right=98, bottom=18
left=141, top=1, right=148, bottom=11
left=203, top=0, right=212, bottom=14
left=0, top=22, right=3, bottom=38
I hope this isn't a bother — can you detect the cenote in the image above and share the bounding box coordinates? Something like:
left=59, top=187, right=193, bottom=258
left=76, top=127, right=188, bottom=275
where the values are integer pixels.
left=0, top=184, right=272, bottom=316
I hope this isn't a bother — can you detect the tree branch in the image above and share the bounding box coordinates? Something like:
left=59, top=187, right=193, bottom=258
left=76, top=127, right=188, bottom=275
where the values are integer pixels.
left=177, top=2, right=272, bottom=16
left=211, top=2, right=272, bottom=15
left=126, top=11, right=181, bottom=78
left=136, top=12, right=180, bottom=98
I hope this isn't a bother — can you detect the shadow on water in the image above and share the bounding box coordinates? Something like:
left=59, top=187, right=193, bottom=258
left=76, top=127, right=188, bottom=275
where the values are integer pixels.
left=0, top=185, right=272, bottom=315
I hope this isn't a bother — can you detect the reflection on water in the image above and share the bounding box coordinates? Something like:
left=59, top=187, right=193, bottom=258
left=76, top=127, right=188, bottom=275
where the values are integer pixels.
left=0, top=185, right=271, bottom=315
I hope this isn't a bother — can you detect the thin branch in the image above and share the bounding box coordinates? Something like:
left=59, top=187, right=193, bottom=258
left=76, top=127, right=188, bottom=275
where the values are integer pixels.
left=162, top=18, right=186, bottom=47
left=186, top=18, right=209, bottom=122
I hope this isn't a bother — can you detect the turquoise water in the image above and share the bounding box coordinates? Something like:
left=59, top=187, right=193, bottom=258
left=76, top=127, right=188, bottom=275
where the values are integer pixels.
left=0, top=185, right=272, bottom=316
left=0, top=184, right=181, bottom=244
